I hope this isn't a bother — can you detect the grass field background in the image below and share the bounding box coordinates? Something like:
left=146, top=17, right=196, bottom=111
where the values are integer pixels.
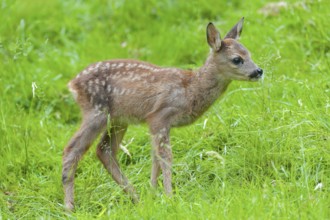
left=1, top=0, right=329, bottom=219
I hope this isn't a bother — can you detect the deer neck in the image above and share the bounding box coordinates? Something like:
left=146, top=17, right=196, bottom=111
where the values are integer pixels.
left=189, top=56, right=232, bottom=117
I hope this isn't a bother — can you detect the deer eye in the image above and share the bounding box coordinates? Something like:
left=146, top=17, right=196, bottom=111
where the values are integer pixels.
left=232, top=57, right=243, bottom=65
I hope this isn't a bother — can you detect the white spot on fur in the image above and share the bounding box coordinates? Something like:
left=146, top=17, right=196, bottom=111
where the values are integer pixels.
left=105, top=63, right=110, bottom=69
left=111, top=74, right=119, bottom=79
left=127, top=72, right=133, bottom=78
left=131, top=75, right=141, bottom=81
left=120, top=89, right=126, bottom=95
left=94, top=110, right=103, bottom=117
left=101, top=80, right=106, bottom=86
left=107, top=85, right=112, bottom=92
left=94, top=104, right=103, bottom=113
left=87, top=66, right=94, bottom=72
left=88, top=86, right=92, bottom=94
left=138, top=64, right=146, bottom=68
left=101, top=65, right=107, bottom=71
left=87, top=81, right=93, bottom=94
left=95, top=62, right=102, bottom=69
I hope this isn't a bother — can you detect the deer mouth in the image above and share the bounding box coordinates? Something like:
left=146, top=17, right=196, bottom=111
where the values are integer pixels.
left=249, top=73, right=262, bottom=80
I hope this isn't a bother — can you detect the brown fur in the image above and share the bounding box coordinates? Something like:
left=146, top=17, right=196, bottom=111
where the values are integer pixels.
left=62, top=18, right=263, bottom=211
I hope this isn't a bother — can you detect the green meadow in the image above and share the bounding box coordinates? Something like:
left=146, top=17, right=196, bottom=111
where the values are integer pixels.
left=1, top=0, right=329, bottom=219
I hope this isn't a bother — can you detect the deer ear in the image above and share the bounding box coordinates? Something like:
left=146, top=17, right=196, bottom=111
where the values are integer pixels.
left=224, top=17, right=244, bottom=40
left=207, top=22, right=221, bottom=51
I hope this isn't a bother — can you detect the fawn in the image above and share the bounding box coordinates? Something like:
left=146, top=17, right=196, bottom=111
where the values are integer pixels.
left=62, top=17, right=263, bottom=211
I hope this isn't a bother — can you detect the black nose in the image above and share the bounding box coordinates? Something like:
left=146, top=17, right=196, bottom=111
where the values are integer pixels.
left=249, top=68, right=263, bottom=79
left=256, top=68, right=263, bottom=75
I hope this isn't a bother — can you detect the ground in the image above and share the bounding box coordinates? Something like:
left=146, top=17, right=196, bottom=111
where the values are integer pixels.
left=0, top=0, right=329, bottom=219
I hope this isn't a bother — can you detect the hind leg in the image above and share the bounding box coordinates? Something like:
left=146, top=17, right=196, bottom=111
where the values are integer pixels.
left=148, top=117, right=172, bottom=196
left=151, top=146, right=161, bottom=188
left=96, top=123, right=139, bottom=202
left=150, top=126, right=172, bottom=196
left=62, top=113, right=106, bottom=211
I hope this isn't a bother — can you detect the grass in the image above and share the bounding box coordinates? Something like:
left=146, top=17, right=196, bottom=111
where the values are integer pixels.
left=1, top=0, right=329, bottom=219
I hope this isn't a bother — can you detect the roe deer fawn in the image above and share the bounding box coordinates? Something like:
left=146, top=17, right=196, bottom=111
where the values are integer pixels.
left=62, top=17, right=263, bottom=211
